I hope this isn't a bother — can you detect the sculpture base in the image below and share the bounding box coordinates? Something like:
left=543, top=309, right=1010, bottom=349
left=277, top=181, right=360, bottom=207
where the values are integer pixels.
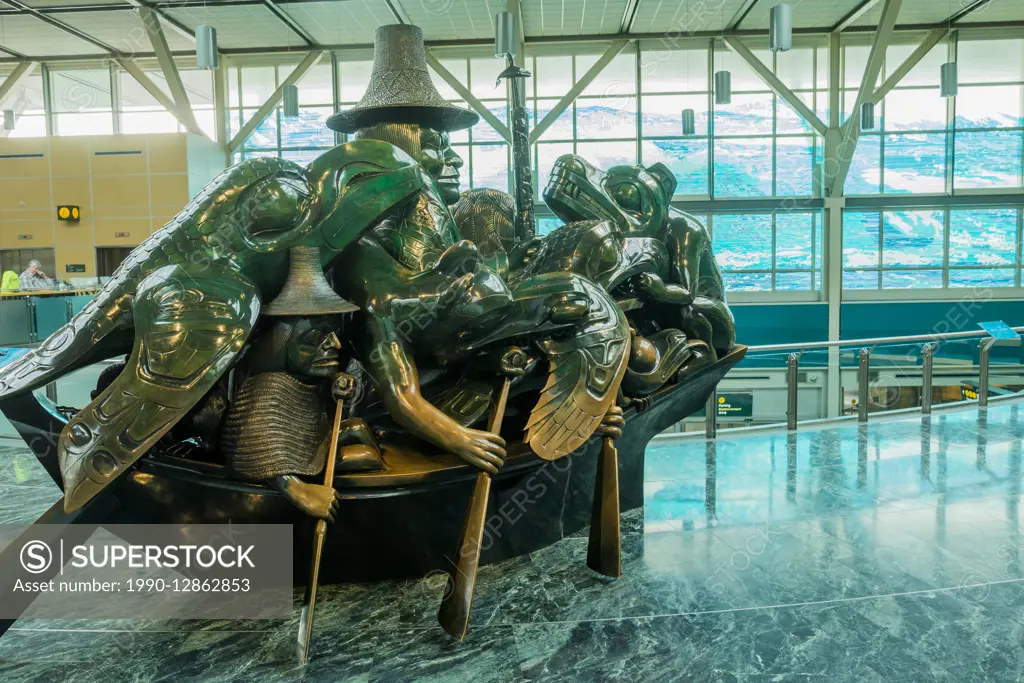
left=110, top=346, right=745, bottom=583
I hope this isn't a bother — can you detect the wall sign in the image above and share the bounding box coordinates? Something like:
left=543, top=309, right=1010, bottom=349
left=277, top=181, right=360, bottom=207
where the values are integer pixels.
left=114, top=232, right=131, bottom=238
left=16, top=234, right=32, bottom=240
left=65, top=264, right=86, bottom=273
left=716, top=393, right=753, bottom=418
left=57, top=205, right=81, bottom=222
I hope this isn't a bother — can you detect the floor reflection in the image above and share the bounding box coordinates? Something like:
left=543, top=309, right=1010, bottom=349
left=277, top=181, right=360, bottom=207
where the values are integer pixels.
left=1, top=402, right=1024, bottom=681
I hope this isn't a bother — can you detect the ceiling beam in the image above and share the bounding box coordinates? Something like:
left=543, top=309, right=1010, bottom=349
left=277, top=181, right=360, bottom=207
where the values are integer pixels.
left=619, top=0, right=641, bottom=34
left=871, top=27, right=948, bottom=103
left=383, top=0, right=409, bottom=24
left=122, top=1, right=196, bottom=43
left=115, top=56, right=196, bottom=132
left=0, top=0, right=119, bottom=54
left=723, top=36, right=828, bottom=137
left=228, top=49, right=322, bottom=152
left=831, top=0, right=883, bottom=33
left=0, top=45, right=28, bottom=60
left=529, top=39, right=630, bottom=144
left=138, top=4, right=203, bottom=137
left=727, top=0, right=760, bottom=30
left=0, top=60, right=37, bottom=110
left=832, top=0, right=902, bottom=194
left=260, top=0, right=317, bottom=47
left=944, top=0, right=994, bottom=25
left=425, top=51, right=511, bottom=143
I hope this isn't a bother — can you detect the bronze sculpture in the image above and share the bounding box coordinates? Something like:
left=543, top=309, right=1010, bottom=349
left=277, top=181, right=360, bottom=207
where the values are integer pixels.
left=0, top=23, right=742, bottom=651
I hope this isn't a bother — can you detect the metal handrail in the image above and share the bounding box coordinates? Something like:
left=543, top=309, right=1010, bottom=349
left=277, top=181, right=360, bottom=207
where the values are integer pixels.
left=703, top=325, right=1023, bottom=436
left=746, top=326, right=1024, bottom=353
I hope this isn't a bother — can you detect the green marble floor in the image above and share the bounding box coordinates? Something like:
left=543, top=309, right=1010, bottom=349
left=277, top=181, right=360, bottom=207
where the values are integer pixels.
left=1, top=401, right=1024, bottom=681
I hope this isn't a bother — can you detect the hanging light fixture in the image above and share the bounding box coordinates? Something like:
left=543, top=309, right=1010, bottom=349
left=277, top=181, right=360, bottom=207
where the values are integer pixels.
left=282, top=84, right=299, bottom=117
left=715, top=70, right=732, bottom=105
left=940, top=61, right=958, bottom=98
left=495, top=11, right=516, bottom=58
left=769, top=3, right=793, bottom=52
left=860, top=101, right=875, bottom=130
left=196, top=25, right=219, bottom=69
left=2, top=110, right=14, bottom=131
left=681, top=109, right=696, bottom=136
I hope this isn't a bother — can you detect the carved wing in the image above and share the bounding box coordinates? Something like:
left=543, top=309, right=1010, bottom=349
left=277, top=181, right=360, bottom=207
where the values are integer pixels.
left=57, top=263, right=260, bottom=512
left=525, top=278, right=630, bottom=460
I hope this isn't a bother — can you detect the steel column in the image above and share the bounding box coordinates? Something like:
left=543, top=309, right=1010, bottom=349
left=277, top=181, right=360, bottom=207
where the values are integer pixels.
left=705, top=389, right=717, bottom=439
left=979, top=338, right=996, bottom=407
left=786, top=352, right=800, bottom=430
left=858, top=347, right=871, bottom=422
left=921, top=343, right=934, bottom=414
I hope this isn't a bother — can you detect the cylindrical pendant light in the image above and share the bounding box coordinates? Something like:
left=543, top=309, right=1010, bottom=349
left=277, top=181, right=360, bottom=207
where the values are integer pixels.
left=196, top=25, right=219, bottom=70
left=681, top=109, right=696, bottom=136
left=769, top=3, right=793, bottom=52
left=2, top=110, right=14, bottom=131
left=940, top=61, right=958, bottom=98
left=282, top=84, right=299, bottom=117
left=495, top=11, right=516, bottom=58
left=714, top=70, right=732, bottom=105
left=860, top=102, right=875, bottom=130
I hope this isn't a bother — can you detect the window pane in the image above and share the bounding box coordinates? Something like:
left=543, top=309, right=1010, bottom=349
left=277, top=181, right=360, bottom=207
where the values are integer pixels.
left=280, top=108, right=334, bottom=148
left=282, top=150, right=323, bottom=165
left=949, top=269, right=1016, bottom=288
left=54, top=112, right=113, bottom=136
left=724, top=272, right=772, bottom=291
left=775, top=48, right=815, bottom=90
left=775, top=272, right=812, bottom=290
left=845, top=134, right=881, bottom=195
left=535, top=56, right=574, bottom=98
left=575, top=140, right=637, bottom=168
left=7, top=115, right=46, bottom=138
left=776, top=93, right=815, bottom=134
left=775, top=138, right=814, bottom=196
left=954, top=131, right=1023, bottom=190
left=51, top=69, right=111, bottom=113
left=882, top=270, right=943, bottom=288
left=535, top=99, right=573, bottom=140
left=714, top=93, right=773, bottom=135
left=882, top=210, right=944, bottom=268
left=537, top=216, right=562, bottom=236
left=470, top=58, right=507, bottom=99
left=297, top=63, right=333, bottom=105
left=578, top=53, right=636, bottom=97
left=240, top=66, right=276, bottom=107
left=722, top=49, right=773, bottom=91
left=641, top=94, right=707, bottom=136
left=714, top=138, right=773, bottom=197
left=535, top=142, right=574, bottom=194
left=474, top=102, right=508, bottom=143
left=713, top=214, right=772, bottom=271
left=844, top=270, right=879, bottom=289
left=883, top=133, right=945, bottom=194
left=470, top=144, right=508, bottom=191
left=949, top=209, right=1017, bottom=266
left=576, top=97, right=636, bottom=139
left=121, top=111, right=179, bottom=134
left=955, top=86, right=1023, bottom=129
left=641, top=140, right=708, bottom=196
left=776, top=213, right=813, bottom=269
left=884, top=42, right=946, bottom=87
left=640, top=49, right=707, bottom=93
left=241, top=109, right=278, bottom=149
left=338, top=60, right=372, bottom=102
left=882, top=89, right=945, bottom=131
left=843, top=212, right=880, bottom=268
left=958, top=39, right=1024, bottom=84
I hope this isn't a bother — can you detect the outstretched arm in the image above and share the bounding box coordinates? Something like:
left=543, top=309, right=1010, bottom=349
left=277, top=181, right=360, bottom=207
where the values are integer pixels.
left=367, top=318, right=506, bottom=474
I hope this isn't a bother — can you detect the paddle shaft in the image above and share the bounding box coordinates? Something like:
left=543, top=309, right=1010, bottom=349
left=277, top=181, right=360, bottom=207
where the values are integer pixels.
left=297, top=395, right=345, bottom=664
left=586, top=435, right=621, bottom=578
left=437, top=376, right=511, bottom=640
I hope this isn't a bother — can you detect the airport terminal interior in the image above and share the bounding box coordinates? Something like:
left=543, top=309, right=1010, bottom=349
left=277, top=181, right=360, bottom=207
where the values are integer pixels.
left=1, top=0, right=1024, bottom=680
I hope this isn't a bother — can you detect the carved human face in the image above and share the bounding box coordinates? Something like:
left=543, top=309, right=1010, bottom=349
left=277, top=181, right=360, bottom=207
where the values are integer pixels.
left=286, top=317, right=344, bottom=379
left=419, top=128, right=463, bottom=204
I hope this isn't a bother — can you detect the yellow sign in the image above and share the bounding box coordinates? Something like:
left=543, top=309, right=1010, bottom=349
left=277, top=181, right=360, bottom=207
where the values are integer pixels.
left=57, top=205, right=81, bottom=222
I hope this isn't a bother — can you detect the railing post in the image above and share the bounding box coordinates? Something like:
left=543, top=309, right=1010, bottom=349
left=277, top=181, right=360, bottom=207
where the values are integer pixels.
left=705, top=389, right=717, bottom=439
left=858, top=347, right=871, bottom=422
left=921, top=343, right=934, bottom=415
left=979, top=337, right=996, bottom=407
left=45, top=382, right=58, bottom=404
left=786, top=352, right=799, bottom=430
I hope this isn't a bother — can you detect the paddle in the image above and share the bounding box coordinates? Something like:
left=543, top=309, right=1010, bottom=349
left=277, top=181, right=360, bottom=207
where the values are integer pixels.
left=438, top=347, right=524, bottom=640
left=298, top=373, right=355, bottom=665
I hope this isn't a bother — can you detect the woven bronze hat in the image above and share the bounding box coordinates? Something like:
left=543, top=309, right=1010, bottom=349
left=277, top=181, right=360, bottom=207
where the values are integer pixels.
left=264, top=246, right=359, bottom=317
left=326, top=24, right=479, bottom=134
